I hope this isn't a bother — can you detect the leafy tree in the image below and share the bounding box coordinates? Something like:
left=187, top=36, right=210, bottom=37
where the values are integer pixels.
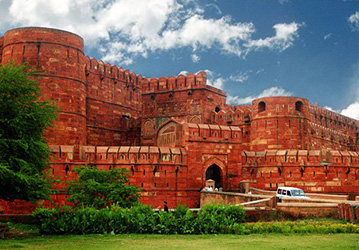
left=66, top=166, right=141, bottom=209
left=0, top=63, right=58, bottom=202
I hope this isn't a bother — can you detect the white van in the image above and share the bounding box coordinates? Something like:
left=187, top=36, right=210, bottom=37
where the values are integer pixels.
left=276, top=187, right=309, bottom=202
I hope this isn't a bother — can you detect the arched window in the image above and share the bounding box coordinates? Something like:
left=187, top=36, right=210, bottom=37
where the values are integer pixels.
left=258, top=101, right=266, bottom=113
left=296, top=101, right=303, bottom=112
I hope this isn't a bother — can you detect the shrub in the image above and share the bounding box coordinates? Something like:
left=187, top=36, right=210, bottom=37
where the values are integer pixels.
left=33, top=203, right=245, bottom=235
left=66, top=166, right=141, bottom=209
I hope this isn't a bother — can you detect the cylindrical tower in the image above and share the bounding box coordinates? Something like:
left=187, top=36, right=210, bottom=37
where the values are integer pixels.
left=2, top=27, right=87, bottom=147
left=250, top=97, right=311, bottom=151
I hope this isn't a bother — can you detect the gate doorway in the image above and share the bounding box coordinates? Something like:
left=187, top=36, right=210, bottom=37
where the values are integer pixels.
left=205, top=164, right=221, bottom=189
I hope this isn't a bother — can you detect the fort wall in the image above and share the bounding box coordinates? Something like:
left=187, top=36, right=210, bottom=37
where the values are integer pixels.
left=242, top=149, right=359, bottom=195
left=1, top=27, right=359, bottom=213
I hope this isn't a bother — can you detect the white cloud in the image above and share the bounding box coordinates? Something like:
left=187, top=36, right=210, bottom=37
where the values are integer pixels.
left=191, top=54, right=200, bottom=63
left=324, top=33, right=332, bottom=40
left=244, top=22, right=301, bottom=53
left=227, top=87, right=293, bottom=105
left=204, top=70, right=225, bottom=89
left=348, top=11, right=359, bottom=31
left=341, top=102, right=359, bottom=120
left=0, top=0, right=301, bottom=65
left=229, top=72, right=250, bottom=83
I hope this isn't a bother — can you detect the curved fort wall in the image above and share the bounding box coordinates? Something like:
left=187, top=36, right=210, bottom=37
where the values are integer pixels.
left=2, top=27, right=87, bottom=146
left=1, top=27, right=359, bottom=213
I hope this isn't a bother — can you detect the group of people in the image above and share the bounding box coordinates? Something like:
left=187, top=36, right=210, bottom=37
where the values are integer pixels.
left=204, top=186, right=221, bottom=192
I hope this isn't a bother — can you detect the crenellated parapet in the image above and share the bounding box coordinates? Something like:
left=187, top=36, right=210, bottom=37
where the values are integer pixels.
left=142, top=72, right=207, bottom=93
left=183, top=123, right=242, bottom=143
left=242, top=149, right=359, bottom=177
left=242, top=149, right=359, bottom=167
left=210, top=105, right=252, bottom=126
left=310, top=122, right=355, bottom=151
left=310, top=104, right=359, bottom=136
left=77, top=145, right=186, bottom=165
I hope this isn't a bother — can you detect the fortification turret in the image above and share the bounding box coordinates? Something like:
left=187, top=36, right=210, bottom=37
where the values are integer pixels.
left=250, top=97, right=311, bottom=151
left=2, top=27, right=87, bottom=147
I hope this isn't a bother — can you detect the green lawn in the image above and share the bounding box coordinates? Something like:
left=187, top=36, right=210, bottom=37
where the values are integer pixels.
left=1, top=234, right=359, bottom=250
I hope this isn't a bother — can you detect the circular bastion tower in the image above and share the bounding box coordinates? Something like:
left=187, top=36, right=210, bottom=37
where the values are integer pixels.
left=250, top=96, right=311, bottom=151
left=1, top=27, right=87, bottom=147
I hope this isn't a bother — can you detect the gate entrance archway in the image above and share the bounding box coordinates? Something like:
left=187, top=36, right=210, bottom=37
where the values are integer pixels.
left=205, top=164, right=222, bottom=189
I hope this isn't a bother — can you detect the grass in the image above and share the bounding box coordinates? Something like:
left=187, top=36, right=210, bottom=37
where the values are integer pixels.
left=1, top=234, right=359, bottom=250
left=1, top=219, right=359, bottom=249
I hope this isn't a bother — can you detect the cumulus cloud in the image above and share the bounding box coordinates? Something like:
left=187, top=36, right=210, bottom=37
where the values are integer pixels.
left=348, top=11, right=359, bottom=31
left=227, top=87, right=293, bottom=105
left=341, top=102, right=359, bottom=120
left=0, top=0, right=301, bottom=65
left=204, top=70, right=225, bottom=89
left=244, top=22, right=301, bottom=53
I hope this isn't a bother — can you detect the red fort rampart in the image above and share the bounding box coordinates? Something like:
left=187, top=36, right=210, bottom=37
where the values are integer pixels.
left=1, top=27, right=359, bottom=213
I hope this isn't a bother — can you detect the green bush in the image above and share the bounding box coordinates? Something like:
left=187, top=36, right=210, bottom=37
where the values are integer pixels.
left=66, top=166, right=141, bottom=209
left=33, top=203, right=245, bottom=235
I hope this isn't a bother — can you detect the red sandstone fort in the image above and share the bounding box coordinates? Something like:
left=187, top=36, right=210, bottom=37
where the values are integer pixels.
left=1, top=27, right=359, bottom=212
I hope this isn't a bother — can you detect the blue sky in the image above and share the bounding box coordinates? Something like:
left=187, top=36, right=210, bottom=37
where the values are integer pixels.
left=1, top=0, right=359, bottom=118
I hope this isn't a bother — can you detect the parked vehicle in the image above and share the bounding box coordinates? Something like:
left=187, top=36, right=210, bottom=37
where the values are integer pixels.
left=276, top=187, right=309, bottom=202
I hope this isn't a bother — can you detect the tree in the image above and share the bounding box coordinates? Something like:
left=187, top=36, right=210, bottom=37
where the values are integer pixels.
left=66, top=166, right=141, bottom=209
left=0, top=63, right=58, bottom=202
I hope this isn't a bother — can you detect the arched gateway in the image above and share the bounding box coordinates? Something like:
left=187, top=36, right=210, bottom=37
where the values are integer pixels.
left=205, top=164, right=222, bottom=189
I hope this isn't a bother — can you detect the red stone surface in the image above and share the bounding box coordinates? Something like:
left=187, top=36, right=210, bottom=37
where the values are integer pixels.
left=1, top=27, right=359, bottom=214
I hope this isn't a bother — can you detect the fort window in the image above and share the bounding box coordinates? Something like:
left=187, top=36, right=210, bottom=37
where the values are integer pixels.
left=143, top=169, right=145, bottom=176
left=346, top=168, right=350, bottom=179
left=296, top=101, right=303, bottom=112
left=289, top=171, right=292, bottom=177
left=215, top=107, right=220, bottom=113
left=153, top=166, right=158, bottom=177
left=258, top=101, right=266, bottom=113
left=65, top=165, right=69, bottom=178
left=131, top=166, right=134, bottom=176
left=109, top=166, right=112, bottom=170
left=154, top=183, right=157, bottom=187
left=141, top=183, right=143, bottom=187
left=167, top=183, right=169, bottom=188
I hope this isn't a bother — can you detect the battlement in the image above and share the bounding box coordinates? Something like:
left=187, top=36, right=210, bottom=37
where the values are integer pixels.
left=49, top=145, right=187, bottom=165
left=184, top=123, right=242, bottom=142
left=310, top=104, right=359, bottom=135
left=242, top=149, right=359, bottom=167
left=141, top=72, right=210, bottom=93
left=84, top=56, right=142, bottom=90
left=210, top=105, right=252, bottom=125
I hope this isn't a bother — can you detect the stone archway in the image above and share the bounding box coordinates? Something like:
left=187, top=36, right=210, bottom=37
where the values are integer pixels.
left=205, top=164, right=222, bottom=189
